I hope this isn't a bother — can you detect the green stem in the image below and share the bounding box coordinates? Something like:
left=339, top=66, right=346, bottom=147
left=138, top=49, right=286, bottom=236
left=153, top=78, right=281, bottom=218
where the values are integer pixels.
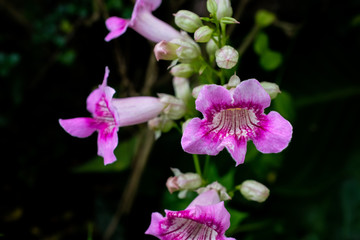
left=193, top=154, right=202, bottom=179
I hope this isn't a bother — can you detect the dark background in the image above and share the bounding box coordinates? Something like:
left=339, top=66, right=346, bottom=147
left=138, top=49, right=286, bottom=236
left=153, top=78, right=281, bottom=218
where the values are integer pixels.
left=1, top=0, right=360, bottom=239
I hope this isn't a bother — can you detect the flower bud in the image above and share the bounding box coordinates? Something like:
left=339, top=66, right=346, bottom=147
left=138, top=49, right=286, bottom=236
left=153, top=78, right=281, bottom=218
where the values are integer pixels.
left=206, top=38, right=219, bottom=57
left=166, top=168, right=202, bottom=194
left=174, top=10, right=203, bottom=33
left=196, top=181, right=231, bottom=201
left=154, top=40, right=179, bottom=61
left=207, top=0, right=217, bottom=16
left=216, top=0, right=233, bottom=19
left=158, top=93, right=186, bottom=120
left=171, top=35, right=201, bottom=60
left=192, top=84, right=207, bottom=99
left=238, top=180, right=270, bottom=203
left=194, top=26, right=214, bottom=43
left=224, top=74, right=240, bottom=89
left=260, top=81, right=281, bottom=99
left=215, top=45, right=239, bottom=69
left=170, top=63, right=194, bottom=78
left=148, top=116, right=174, bottom=133
left=172, top=77, right=191, bottom=101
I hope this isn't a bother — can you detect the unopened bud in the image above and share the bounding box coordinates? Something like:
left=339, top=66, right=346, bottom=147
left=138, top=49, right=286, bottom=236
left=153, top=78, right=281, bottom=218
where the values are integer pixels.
left=158, top=93, right=186, bottom=120
left=260, top=81, right=281, bottom=99
left=171, top=35, right=201, bottom=60
left=166, top=168, right=202, bottom=194
left=172, top=77, right=191, bottom=101
left=206, top=38, right=219, bottom=57
left=174, top=10, right=203, bottom=33
left=194, top=26, right=214, bottom=43
left=238, top=180, right=270, bottom=203
left=154, top=40, right=179, bottom=61
left=192, top=84, right=207, bottom=99
left=148, top=116, right=175, bottom=133
left=170, top=63, right=194, bottom=78
left=224, top=74, right=240, bottom=89
left=216, top=0, right=233, bottom=19
left=207, top=0, right=217, bottom=16
left=215, top=45, right=239, bottom=69
left=197, top=181, right=231, bottom=201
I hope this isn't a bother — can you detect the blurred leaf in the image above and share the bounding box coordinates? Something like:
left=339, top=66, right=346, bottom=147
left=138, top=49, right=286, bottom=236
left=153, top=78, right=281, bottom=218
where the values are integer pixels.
left=0, top=52, right=21, bottom=77
left=106, top=0, right=123, bottom=11
left=162, top=190, right=197, bottom=211
left=253, top=32, right=269, bottom=55
left=272, top=90, right=296, bottom=122
left=219, top=168, right=236, bottom=190
left=227, top=208, right=249, bottom=235
left=73, top=137, right=137, bottom=173
left=341, top=179, right=360, bottom=238
left=60, top=19, right=73, bottom=34
left=259, top=50, right=283, bottom=71
left=57, top=49, right=76, bottom=65
left=255, top=10, right=276, bottom=28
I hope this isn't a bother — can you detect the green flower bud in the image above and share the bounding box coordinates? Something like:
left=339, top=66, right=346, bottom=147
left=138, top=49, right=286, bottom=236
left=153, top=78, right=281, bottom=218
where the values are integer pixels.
left=171, top=35, right=201, bottom=60
left=194, top=25, right=214, bottom=43
left=154, top=40, right=179, bottom=61
left=174, top=10, right=203, bottom=33
left=170, top=63, right=194, bottom=78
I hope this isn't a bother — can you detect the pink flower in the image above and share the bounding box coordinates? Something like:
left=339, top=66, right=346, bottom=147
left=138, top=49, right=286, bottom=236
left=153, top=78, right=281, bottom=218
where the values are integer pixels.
left=145, top=190, right=235, bottom=240
left=105, top=0, right=181, bottom=42
left=59, top=67, right=164, bottom=165
left=181, top=79, right=293, bottom=166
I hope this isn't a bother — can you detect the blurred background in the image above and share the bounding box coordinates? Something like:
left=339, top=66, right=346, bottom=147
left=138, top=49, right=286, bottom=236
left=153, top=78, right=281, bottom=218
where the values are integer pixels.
left=1, top=0, right=360, bottom=239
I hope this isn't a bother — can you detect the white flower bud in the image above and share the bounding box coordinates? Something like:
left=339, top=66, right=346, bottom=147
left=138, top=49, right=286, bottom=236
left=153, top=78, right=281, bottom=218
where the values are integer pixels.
left=215, top=45, right=239, bottom=69
left=215, top=0, right=233, bottom=19
left=239, top=180, right=270, bottom=203
left=172, top=77, right=191, bottom=101
left=158, top=93, right=186, bottom=120
left=260, top=81, right=281, bottom=99
left=166, top=168, right=202, bottom=194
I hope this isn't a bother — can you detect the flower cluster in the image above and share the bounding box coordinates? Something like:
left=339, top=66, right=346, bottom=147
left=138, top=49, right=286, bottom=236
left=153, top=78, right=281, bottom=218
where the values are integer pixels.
left=59, top=0, right=293, bottom=239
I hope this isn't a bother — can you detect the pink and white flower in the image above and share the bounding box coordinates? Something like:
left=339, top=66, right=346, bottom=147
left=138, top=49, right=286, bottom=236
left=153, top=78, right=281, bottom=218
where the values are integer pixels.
left=181, top=79, right=293, bottom=166
left=59, top=67, right=164, bottom=165
left=105, top=0, right=181, bottom=42
left=145, top=189, right=235, bottom=240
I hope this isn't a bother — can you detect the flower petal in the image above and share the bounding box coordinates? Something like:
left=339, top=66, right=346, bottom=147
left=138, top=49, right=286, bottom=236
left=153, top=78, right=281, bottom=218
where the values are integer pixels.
left=111, top=96, right=164, bottom=127
left=144, top=212, right=165, bottom=238
left=97, top=127, right=119, bottom=165
left=252, top=111, right=293, bottom=153
left=196, top=84, right=233, bottom=119
left=181, top=118, right=225, bottom=156
left=232, top=78, right=271, bottom=110
left=59, top=118, right=97, bottom=138
left=105, top=17, right=130, bottom=42
left=222, top=136, right=247, bottom=166
left=186, top=189, right=220, bottom=209
left=131, top=10, right=181, bottom=42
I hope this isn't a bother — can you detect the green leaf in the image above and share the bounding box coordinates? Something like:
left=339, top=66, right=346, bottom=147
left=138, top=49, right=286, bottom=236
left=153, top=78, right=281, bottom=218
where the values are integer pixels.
left=226, top=208, right=249, bottom=235
left=220, top=17, right=239, bottom=25
left=255, top=9, right=276, bottom=28
left=253, top=31, right=269, bottom=55
left=219, top=168, right=236, bottom=190
left=272, top=90, right=296, bottom=122
left=259, top=50, right=283, bottom=71
left=72, top=137, right=137, bottom=173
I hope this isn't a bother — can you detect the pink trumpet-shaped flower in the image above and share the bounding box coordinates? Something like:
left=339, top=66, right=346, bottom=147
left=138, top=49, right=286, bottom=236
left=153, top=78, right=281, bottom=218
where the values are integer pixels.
left=181, top=79, right=293, bottom=166
left=59, top=67, right=164, bottom=165
left=105, top=0, right=181, bottom=42
left=145, top=189, right=236, bottom=240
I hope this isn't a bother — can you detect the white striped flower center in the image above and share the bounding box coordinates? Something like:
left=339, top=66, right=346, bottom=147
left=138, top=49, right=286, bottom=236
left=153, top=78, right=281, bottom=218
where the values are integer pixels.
left=162, top=217, right=218, bottom=240
left=210, top=108, right=259, bottom=137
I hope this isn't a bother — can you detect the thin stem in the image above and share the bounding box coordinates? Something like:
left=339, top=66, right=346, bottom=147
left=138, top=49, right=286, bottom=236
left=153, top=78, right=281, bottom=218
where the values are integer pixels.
left=237, top=24, right=260, bottom=58
left=193, top=154, right=202, bottom=179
